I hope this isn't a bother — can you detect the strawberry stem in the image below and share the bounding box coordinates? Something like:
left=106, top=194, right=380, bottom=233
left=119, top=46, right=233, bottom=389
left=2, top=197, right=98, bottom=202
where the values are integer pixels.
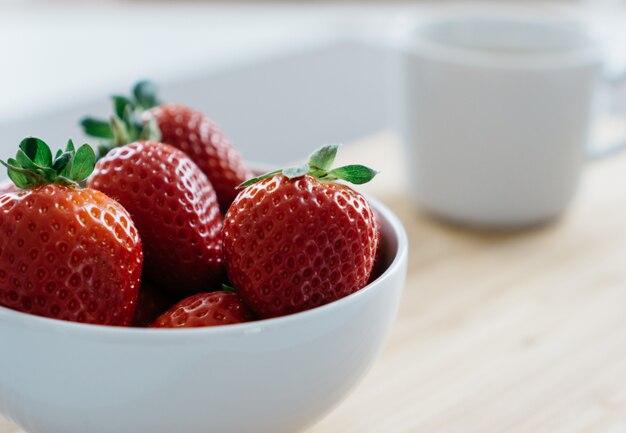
left=1, top=138, right=96, bottom=189
left=133, top=80, right=160, bottom=109
left=238, top=144, right=378, bottom=189
left=80, top=80, right=162, bottom=158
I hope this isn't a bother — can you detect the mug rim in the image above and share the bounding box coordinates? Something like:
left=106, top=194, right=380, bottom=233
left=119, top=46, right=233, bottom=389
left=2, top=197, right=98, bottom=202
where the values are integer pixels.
left=400, top=14, right=603, bottom=70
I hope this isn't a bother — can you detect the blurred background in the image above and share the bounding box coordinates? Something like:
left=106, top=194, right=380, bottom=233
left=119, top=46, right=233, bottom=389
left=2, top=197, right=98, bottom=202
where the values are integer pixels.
left=1, top=0, right=625, bottom=164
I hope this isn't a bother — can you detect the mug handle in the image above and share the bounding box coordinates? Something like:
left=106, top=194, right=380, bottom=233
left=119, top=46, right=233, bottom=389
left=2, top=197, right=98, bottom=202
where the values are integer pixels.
left=587, top=70, right=626, bottom=160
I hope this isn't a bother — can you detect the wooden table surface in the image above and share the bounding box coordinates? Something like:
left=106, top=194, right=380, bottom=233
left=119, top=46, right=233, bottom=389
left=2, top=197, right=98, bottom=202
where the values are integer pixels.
left=3, top=132, right=626, bottom=433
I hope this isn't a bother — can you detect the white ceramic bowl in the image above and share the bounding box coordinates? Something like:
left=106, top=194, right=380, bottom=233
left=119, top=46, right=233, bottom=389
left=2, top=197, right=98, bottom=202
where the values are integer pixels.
left=0, top=197, right=408, bottom=433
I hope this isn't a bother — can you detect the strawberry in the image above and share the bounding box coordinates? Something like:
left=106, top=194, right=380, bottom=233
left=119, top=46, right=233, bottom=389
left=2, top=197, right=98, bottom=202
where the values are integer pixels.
left=368, top=211, right=386, bottom=284
left=223, top=144, right=379, bottom=318
left=88, top=141, right=223, bottom=295
left=81, top=80, right=252, bottom=212
left=131, top=281, right=174, bottom=327
left=0, top=138, right=142, bottom=325
left=150, top=104, right=252, bottom=213
left=151, top=290, right=254, bottom=328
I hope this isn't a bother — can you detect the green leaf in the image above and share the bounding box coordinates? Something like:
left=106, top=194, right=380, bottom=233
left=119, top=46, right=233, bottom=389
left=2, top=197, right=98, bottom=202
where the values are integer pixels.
left=1, top=160, right=37, bottom=189
left=132, top=80, right=159, bottom=109
left=222, top=284, right=236, bottom=293
left=60, top=158, right=72, bottom=179
left=19, top=137, right=38, bottom=160
left=70, top=144, right=96, bottom=182
left=238, top=169, right=282, bottom=189
left=15, top=149, right=37, bottom=170
left=327, top=165, right=378, bottom=185
left=112, top=96, right=133, bottom=119
left=81, top=81, right=163, bottom=156
left=52, top=151, right=72, bottom=173
left=239, top=144, right=379, bottom=188
left=282, top=163, right=309, bottom=179
left=4, top=137, right=97, bottom=188
left=308, top=144, right=340, bottom=171
left=19, top=137, right=52, bottom=167
left=6, top=169, right=33, bottom=189
left=81, top=117, right=114, bottom=139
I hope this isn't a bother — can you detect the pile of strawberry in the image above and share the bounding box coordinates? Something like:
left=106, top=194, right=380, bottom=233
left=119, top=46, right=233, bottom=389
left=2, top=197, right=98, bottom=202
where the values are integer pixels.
left=0, top=81, right=382, bottom=328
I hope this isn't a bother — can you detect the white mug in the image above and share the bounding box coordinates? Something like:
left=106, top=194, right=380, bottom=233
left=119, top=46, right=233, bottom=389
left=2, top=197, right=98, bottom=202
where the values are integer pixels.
left=395, top=14, right=604, bottom=228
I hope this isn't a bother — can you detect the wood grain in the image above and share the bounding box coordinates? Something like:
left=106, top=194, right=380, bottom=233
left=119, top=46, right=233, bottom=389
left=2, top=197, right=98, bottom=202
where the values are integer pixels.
left=3, top=132, right=626, bottom=432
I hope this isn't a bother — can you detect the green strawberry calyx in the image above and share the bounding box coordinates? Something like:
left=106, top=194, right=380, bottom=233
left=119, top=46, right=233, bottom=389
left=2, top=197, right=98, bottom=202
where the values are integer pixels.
left=221, top=284, right=236, bottom=293
left=0, top=137, right=96, bottom=188
left=239, top=144, right=378, bottom=189
left=80, top=80, right=161, bottom=158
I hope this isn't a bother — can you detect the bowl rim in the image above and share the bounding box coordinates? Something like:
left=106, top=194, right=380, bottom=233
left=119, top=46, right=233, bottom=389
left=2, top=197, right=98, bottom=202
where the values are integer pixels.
left=0, top=195, right=408, bottom=338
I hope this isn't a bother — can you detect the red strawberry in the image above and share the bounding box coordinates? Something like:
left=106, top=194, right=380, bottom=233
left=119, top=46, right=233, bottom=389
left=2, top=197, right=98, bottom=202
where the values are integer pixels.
left=88, top=141, right=223, bottom=295
left=81, top=80, right=252, bottom=212
left=131, top=281, right=174, bottom=327
left=223, top=144, right=379, bottom=318
left=150, top=104, right=252, bottom=212
left=0, top=179, right=18, bottom=195
left=0, top=138, right=142, bottom=325
left=151, top=290, right=254, bottom=328
left=368, top=211, right=386, bottom=284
